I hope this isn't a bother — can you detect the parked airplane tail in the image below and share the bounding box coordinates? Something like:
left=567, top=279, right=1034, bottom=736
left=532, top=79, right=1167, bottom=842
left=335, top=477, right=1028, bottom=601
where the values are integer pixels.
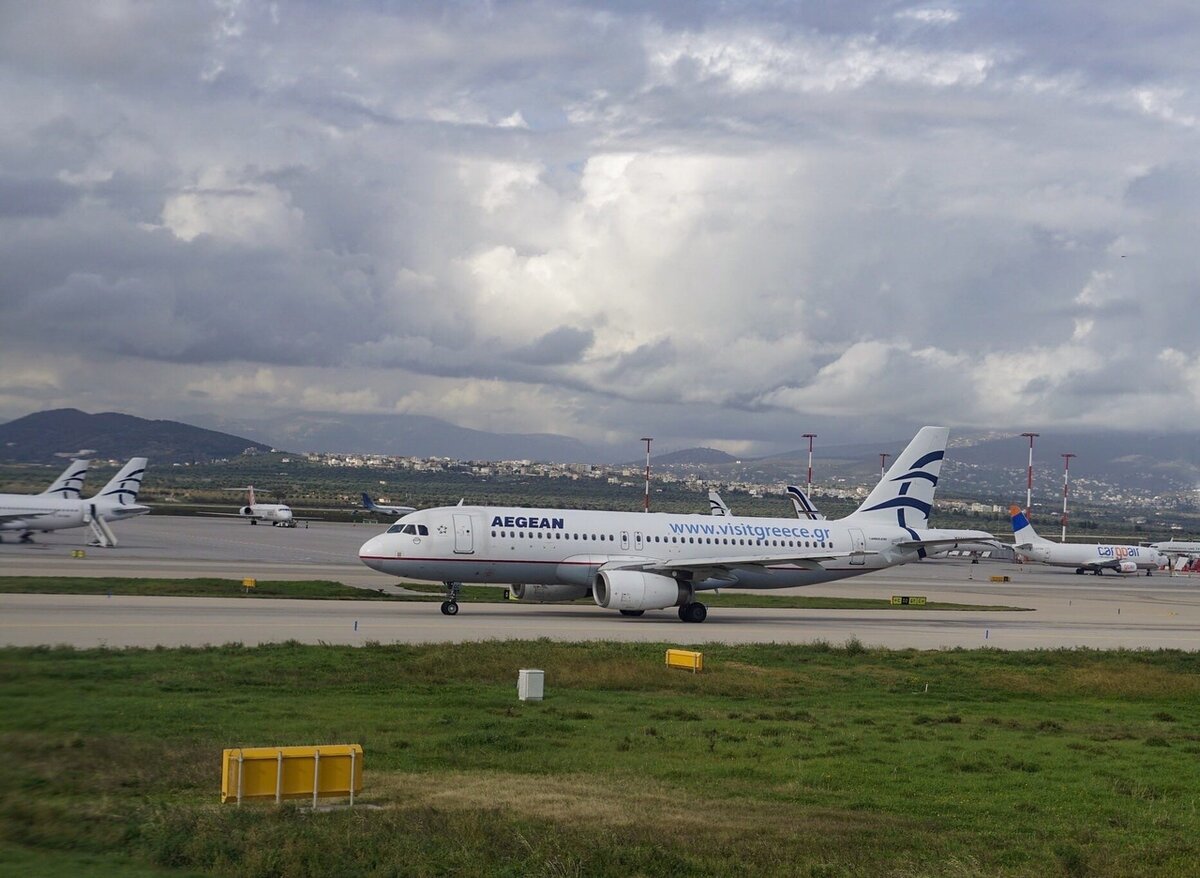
left=786, top=485, right=824, bottom=520
left=708, top=491, right=731, bottom=517
left=844, top=426, right=949, bottom=530
left=1009, top=505, right=1049, bottom=545
left=94, top=458, right=149, bottom=507
left=42, top=459, right=90, bottom=499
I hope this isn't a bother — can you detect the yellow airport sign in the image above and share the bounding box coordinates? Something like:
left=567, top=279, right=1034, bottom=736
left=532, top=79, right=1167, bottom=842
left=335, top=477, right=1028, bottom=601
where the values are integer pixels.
left=242, top=578, right=256, bottom=590
left=221, top=744, right=363, bottom=806
left=666, top=648, right=703, bottom=673
left=890, top=595, right=927, bottom=606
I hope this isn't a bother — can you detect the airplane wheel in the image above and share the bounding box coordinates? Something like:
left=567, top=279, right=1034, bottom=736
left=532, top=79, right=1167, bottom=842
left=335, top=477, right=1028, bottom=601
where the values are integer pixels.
left=679, top=602, right=707, bottom=623
left=250, top=519, right=257, bottom=525
left=1075, top=568, right=1084, bottom=574
left=441, top=601, right=459, bottom=616
left=619, top=609, right=644, bottom=617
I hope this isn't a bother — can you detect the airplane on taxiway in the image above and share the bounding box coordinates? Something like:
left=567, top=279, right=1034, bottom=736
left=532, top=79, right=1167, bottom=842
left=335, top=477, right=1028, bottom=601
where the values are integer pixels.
left=217, top=486, right=299, bottom=526
left=1148, top=538, right=1200, bottom=559
left=0, top=458, right=149, bottom=546
left=359, top=426, right=994, bottom=622
left=361, top=493, right=416, bottom=517
left=1010, top=506, right=1166, bottom=575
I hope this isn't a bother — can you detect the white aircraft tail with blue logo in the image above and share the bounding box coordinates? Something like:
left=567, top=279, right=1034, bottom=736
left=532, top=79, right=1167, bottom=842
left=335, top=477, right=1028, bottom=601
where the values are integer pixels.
left=843, top=426, right=949, bottom=530
left=41, top=459, right=90, bottom=499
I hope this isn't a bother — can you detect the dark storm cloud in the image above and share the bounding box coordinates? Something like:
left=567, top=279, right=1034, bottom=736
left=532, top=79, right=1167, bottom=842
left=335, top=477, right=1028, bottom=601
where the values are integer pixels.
left=1, top=0, right=1198, bottom=444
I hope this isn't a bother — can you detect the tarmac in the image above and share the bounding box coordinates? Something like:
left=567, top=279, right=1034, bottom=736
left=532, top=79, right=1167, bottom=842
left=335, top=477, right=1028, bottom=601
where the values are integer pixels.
left=2, top=515, right=1198, bottom=650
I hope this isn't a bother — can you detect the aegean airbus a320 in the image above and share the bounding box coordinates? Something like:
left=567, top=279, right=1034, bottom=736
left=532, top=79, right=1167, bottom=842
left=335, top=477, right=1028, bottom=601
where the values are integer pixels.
left=359, top=426, right=993, bottom=622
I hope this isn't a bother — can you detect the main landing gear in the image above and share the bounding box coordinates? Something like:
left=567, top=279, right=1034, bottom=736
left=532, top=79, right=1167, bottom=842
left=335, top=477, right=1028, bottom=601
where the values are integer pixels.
left=678, top=602, right=707, bottom=623
left=440, top=581, right=462, bottom=616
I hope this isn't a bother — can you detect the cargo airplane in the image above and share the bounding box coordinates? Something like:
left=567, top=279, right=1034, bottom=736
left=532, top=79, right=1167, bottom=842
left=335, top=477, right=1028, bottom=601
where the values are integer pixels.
left=1010, top=506, right=1165, bottom=575
left=359, top=427, right=993, bottom=621
left=0, top=458, right=149, bottom=546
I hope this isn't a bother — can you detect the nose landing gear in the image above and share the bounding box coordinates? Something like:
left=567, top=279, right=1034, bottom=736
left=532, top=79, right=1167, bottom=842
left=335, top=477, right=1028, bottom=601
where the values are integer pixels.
left=440, top=581, right=462, bottom=616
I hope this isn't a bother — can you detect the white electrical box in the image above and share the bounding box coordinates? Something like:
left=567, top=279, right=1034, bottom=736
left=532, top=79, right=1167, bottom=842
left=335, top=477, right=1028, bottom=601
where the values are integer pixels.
left=517, top=669, right=544, bottom=702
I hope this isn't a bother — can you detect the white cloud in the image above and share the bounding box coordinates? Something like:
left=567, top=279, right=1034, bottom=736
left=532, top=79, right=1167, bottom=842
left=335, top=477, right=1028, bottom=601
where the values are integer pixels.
left=161, top=169, right=306, bottom=246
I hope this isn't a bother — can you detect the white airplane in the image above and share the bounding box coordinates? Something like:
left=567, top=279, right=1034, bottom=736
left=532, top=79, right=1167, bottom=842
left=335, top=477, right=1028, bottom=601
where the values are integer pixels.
left=359, top=426, right=993, bottom=621
left=1010, top=506, right=1166, bottom=575
left=0, top=458, right=149, bottom=546
left=362, top=493, right=416, bottom=517
left=232, top=486, right=295, bottom=526
left=1148, top=539, right=1200, bottom=559
left=42, top=459, right=92, bottom=500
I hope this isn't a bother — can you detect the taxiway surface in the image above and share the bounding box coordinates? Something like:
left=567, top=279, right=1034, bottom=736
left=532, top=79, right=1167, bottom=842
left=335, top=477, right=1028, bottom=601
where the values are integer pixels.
left=2, top=515, right=1197, bottom=650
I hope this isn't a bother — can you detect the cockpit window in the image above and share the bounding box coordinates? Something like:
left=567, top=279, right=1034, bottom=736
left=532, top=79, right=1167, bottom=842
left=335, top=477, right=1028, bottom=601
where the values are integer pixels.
left=386, top=524, right=404, bottom=533
left=417, top=525, right=429, bottom=536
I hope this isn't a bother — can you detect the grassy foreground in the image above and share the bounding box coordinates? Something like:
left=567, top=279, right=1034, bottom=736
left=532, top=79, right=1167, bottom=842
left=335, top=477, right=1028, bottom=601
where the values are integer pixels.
left=0, top=577, right=1026, bottom=611
left=2, top=641, right=1198, bottom=877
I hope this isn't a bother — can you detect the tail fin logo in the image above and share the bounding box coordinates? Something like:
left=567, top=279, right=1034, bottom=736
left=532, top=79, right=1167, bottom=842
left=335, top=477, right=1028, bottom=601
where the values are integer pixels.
left=859, top=449, right=944, bottom=530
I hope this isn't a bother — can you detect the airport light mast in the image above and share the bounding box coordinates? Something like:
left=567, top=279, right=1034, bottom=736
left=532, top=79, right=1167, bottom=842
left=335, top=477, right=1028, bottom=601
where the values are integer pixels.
left=879, top=452, right=890, bottom=479
left=1060, top=453, right=1076, bottom=542
left=1021, top=432, right=1040, bottom=513
left=641, top=437, right=653, bottom=513
left=803, top=433, right=817, bottom=488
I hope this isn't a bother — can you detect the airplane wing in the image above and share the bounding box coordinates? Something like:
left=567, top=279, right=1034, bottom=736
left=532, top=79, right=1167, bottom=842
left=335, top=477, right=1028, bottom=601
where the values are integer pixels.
left=0, top=512, right=50, bottom=525
left=897, top=537, right=1002, bottom=551
left=603, top=550, right=875, bottom=581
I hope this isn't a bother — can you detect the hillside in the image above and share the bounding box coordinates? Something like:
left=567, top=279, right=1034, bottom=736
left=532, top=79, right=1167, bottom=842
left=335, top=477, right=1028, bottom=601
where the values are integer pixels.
left=0, top=409, right=273, bottom=464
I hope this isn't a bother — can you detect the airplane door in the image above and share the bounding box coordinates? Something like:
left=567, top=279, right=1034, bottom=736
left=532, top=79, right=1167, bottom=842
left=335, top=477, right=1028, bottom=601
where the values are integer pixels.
left=453, top=514, right=474, bottom=554
left=848, top=528, right=866, bottom=565
left=635, top=531, right=643, bottom=551
left=620, top=530, right=630, bottom=550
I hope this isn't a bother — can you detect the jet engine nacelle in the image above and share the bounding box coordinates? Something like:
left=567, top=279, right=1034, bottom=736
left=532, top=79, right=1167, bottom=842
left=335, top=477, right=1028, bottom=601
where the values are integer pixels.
left=510, top=583, right=589, bottom=603
left=240, top=506, right=254, bottom=516
left=1117, top=560, right=1137, bottom=573
left=593, top=570, right=688, bottom=611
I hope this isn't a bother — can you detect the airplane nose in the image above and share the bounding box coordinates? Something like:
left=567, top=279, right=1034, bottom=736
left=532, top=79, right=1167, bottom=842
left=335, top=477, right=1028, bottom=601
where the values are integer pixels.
left=359, top=535, right=386, bottom=570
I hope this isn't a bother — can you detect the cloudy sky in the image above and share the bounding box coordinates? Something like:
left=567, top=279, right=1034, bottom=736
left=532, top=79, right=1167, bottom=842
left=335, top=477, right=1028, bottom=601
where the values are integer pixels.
left=2, top=0, right=1198, bottom=454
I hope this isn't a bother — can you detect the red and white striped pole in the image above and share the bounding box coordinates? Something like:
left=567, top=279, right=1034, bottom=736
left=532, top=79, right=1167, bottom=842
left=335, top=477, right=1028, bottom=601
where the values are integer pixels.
left=1061, top=453, right=1076, bottom=542
left=803, top=434, right=817, bottom=488
left=1021, top=432, right=1039, bottom=513
left=641, top=437, right=653, bottom=513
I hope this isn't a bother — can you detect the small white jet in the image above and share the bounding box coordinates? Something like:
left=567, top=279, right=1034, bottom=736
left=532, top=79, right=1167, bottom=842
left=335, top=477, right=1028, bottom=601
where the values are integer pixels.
left=1010, top=506, right=1165, bottom=575
left=362, top=493, right=416, bottom=517
left=359, top=426, right=993, bottom=621
left=0, top=458, right=149, bottom=546
left=1149, top=539, right=1200, bottom=559
left=233, top=486, right=295, bottom=526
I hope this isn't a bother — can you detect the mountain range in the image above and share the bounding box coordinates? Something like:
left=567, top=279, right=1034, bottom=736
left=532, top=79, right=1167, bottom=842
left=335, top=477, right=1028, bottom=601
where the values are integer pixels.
left=2, top=409, right=1196, bottom=500
left=0, top=409, right=271, bottom=464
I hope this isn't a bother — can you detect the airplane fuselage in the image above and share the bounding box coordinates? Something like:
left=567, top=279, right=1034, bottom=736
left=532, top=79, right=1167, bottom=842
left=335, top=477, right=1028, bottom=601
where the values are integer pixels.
left=241, top=503, right=293, bottom=525
left=359, top=505, right=957, bottom=590
left=0, top=495, right=148, bottom=533
left=1019, top=540, right=1163, bottom=572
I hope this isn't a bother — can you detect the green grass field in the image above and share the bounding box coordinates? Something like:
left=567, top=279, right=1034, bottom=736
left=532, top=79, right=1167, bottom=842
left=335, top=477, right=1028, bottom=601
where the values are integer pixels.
left=2, top=640, right=1197, bottom=877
